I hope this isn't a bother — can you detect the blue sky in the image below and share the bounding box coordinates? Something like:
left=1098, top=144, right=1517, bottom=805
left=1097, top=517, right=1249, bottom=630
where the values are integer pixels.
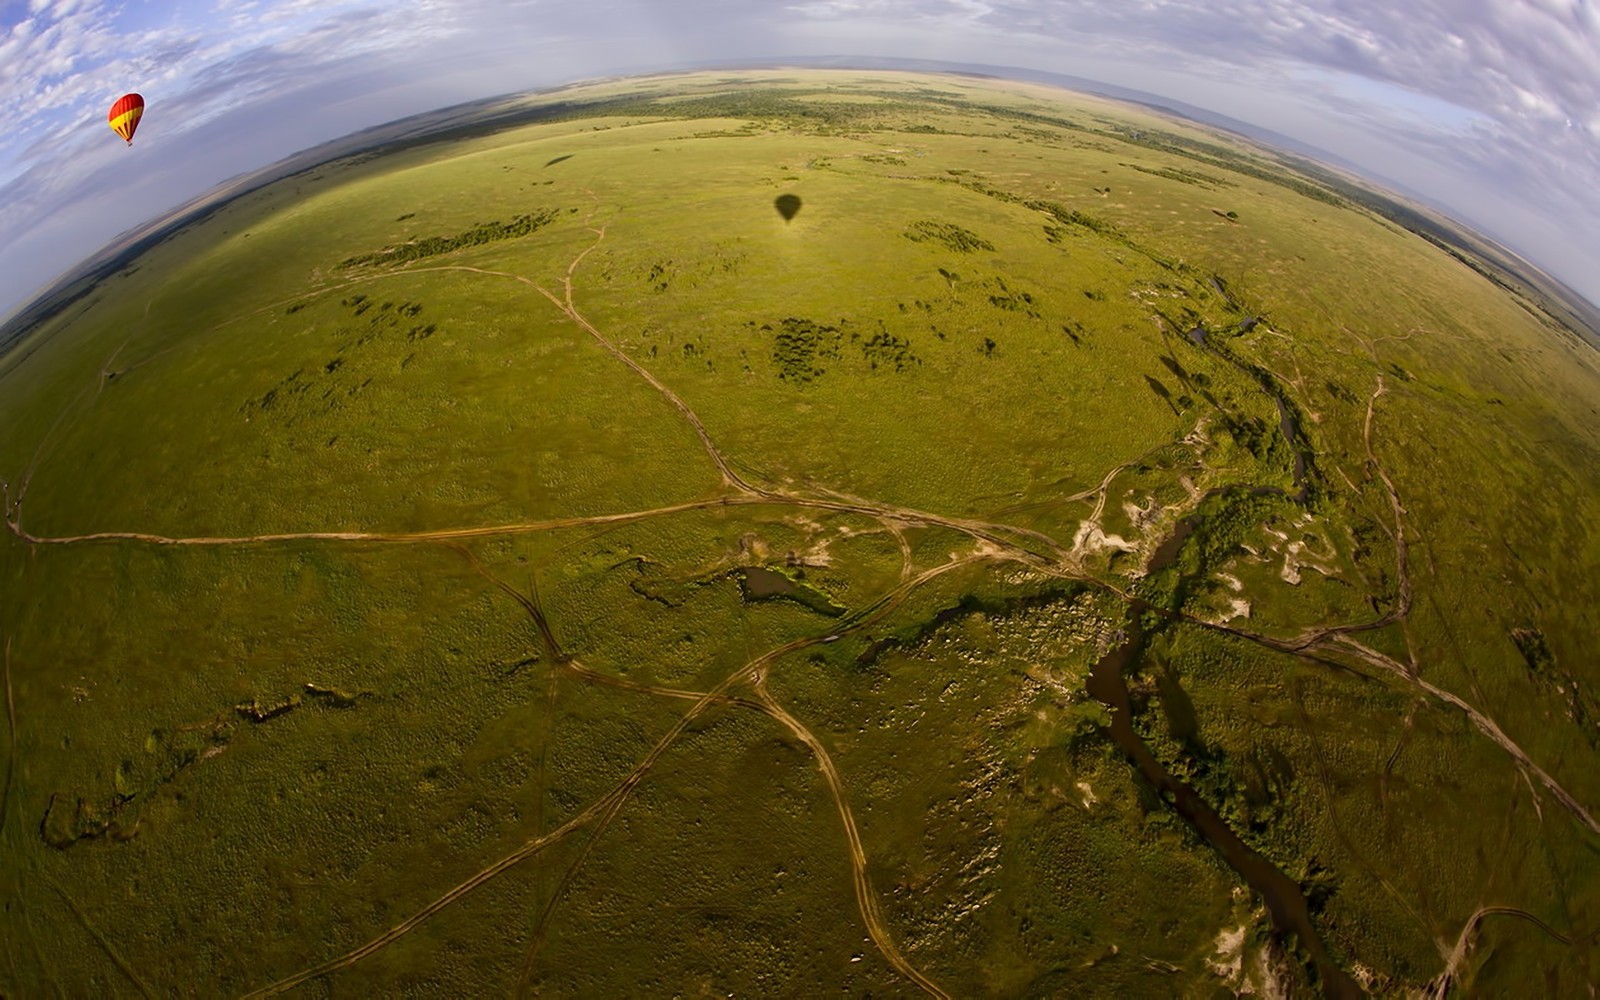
left=2, top=0, right=1597, bottom=319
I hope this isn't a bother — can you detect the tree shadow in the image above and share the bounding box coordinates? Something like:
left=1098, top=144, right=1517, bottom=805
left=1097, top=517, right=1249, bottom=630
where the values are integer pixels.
left=1144, top=374, right=1180, bottom=415
left=775, top=194, right=802, bottom=222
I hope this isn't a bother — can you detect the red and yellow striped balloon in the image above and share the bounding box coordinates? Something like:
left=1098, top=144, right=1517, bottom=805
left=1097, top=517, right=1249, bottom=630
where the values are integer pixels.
left=108, top=93, right=145, bottom=145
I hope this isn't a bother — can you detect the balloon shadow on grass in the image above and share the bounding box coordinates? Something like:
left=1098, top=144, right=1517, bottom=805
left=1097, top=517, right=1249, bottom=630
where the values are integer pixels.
left=775, top=194, right=802, bottom=222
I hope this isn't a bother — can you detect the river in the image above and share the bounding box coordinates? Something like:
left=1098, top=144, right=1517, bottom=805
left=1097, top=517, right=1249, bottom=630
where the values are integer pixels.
left=1187, top=322, right=1312, bottom=501
left=1083, top=528, right=1360, bottom=997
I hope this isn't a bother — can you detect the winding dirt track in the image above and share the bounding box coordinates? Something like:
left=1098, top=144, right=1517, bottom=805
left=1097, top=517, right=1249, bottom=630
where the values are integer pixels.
left=1329, top=634, right=1600, bottom=836
left=244, top=555, right=977, bottom=998
left=8, top=211, right=1597, bottom=997
left=1279, top=375, right=1411, bottom=650
left=753, top=685, right=949, bottom=998
left=500, top=556, right=975, bottom=999
left=1430, top=904, right=1577, bottom=999
left=46, top=877, right=155, bottom=999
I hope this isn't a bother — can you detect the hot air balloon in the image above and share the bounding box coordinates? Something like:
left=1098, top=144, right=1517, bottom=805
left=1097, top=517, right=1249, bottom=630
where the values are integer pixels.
left=108, top=94, right=145, bottom=145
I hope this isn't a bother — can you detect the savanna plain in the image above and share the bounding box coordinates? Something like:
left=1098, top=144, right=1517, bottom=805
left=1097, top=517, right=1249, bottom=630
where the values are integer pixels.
left=2, top=70, right=1599, bottom=997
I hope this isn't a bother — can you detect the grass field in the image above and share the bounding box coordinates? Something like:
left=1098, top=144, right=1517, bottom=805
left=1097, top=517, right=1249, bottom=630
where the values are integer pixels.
left=2, top=69, right=1598, bottom=996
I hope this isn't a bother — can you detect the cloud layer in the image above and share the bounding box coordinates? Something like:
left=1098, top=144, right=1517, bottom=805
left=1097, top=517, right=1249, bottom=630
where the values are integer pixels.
left=1, top=0, right=1597, bottom=315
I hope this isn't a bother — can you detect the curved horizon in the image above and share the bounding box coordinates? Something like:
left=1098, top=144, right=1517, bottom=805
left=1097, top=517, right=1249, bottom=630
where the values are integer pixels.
left=1, top=1, right=1597, bottom=326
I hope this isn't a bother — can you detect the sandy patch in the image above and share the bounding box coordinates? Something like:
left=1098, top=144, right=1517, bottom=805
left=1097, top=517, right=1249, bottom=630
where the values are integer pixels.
left=1207, top=924, right=1247, bottom=983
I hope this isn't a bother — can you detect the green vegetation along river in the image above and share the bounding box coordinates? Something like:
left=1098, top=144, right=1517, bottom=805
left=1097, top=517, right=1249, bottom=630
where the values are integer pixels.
left=1086, top=531, right=1360, bottom=997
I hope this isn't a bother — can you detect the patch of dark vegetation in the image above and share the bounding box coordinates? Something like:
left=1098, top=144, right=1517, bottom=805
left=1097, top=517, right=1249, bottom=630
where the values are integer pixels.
left=860, top=153, right=906, bottom=166
left=854, top=583, right=1088, bottom=669
left=903, top=220, right=994, bottom=253
left=984, top=275, right=1040, bottom=317
left=1512, top=627, right=1598, bottom=746
left=40, top=684, right=365, bottom=849
left=1152, top=660, right=1204, bottom=748
left=1219, top=412, right=1282, bottom=465
left=1133, top=692, right=1303, bottom=856
left=1163, top=306, right=1322, bottom=500
left=647, top=260, right=673, bottom=292
left=620, top=558, right=694, bottom=608
left=859, top=327, right=920, bottom=372
left=236, top=694, right=301, bottom=722
left=642, top=245, right=746, bottom=292
left=1122, top=162, right=1234, bottom=188
left=338, top=208, right=560, bottom=268
left=1014, top=124, right=1062, bottom=141
left=551, top=89, right=929, bottom=137
left=767, top=317, right=842, bottom=383
left=1029, top=200, right=1123, bottom=238
left=1139, top=488, right=1297, bottom=611
left=1324, top=380, right=1358, bottom=405
left=40, top=791, right=132, bottom=848
left=491, top=655, right=540, bottom=679
left=1104, top=126, right=1348, bottom=208
left=933, top=174, right=1022, bottom=206
left=1512, top=627, right=1553, bottom=676
left=927, top=173, right=1173, bottom=265
left=304, top=682, right=366, bottom=708
left=242, top=296, right=436, bottom=424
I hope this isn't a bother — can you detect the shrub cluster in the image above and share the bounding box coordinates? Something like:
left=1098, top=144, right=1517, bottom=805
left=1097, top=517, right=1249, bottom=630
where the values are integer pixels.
left=903, top=220, right=995, bottom=253
left=768, top=317, right=842, bottom=383
left=338, top=209, right=560, bottom=268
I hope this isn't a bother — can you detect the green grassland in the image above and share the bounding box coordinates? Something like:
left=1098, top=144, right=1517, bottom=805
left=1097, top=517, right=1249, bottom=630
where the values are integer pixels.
left=2, top=70, right=1599, bottom=996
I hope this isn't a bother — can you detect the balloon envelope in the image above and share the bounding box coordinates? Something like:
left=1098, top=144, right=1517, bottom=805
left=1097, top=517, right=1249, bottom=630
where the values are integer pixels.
left=108, top=94, right=144, bottom=144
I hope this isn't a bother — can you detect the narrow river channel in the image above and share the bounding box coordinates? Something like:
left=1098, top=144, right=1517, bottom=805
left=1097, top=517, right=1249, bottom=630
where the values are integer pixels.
left=1187, top=321, right=1312, bottom=500
left=1084, top=525, right=1360, bottom=997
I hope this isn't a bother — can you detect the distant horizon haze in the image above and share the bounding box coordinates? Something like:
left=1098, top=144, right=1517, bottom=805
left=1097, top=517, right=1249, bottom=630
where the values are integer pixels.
left=2, top=1, right=1598, bottom=320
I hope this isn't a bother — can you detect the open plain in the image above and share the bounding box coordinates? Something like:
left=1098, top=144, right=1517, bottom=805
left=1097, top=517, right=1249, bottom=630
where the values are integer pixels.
left=2, top=70, right=1599, bottom=996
